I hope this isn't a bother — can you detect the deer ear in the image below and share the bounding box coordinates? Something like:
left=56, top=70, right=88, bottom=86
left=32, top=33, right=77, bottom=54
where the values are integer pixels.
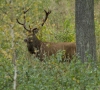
left=32, top=28, right=39, bottom=34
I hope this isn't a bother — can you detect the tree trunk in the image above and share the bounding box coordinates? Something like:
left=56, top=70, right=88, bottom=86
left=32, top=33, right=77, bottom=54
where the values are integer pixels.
left=75, top=0, right=96, bottom=62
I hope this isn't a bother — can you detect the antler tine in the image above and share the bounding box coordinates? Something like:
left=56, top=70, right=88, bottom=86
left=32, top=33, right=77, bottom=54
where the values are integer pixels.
left=23, top=8, right=30, bottom=14
left=41, top=10, right=51, bottom=26
left=16, top=18, right=30, bottom=32
left=16, top=8, right=31, bottom=32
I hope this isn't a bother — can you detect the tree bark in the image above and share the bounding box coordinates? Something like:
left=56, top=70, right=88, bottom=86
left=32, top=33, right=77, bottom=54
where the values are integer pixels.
left=75, top=0, right=96, bottom=62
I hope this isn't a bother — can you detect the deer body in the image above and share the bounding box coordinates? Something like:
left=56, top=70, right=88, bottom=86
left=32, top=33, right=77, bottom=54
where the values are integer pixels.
left=17, top=9, right=76, bottom=62
left=25, top=35, right=76, bottom=61
left=40, top=42, right=76, bottom=59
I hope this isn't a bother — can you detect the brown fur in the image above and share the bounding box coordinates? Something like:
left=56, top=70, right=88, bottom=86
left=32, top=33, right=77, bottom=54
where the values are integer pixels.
left=24, top=34, right=76, bottom=62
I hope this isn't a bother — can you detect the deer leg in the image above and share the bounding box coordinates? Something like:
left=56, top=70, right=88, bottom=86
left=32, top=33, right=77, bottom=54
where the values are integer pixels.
left=39, top=53, right=45, bottom=61
left=62, top=53, right=72, bottom=63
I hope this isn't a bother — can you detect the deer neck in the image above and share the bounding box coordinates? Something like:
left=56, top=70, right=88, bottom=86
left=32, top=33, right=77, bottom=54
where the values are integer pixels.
left=33, top=35, right=41, bottom=50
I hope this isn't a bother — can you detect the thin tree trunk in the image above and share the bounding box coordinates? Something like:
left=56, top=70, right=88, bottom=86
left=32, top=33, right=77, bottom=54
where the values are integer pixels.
left=8, top=0, right=17, bottom=89
left=10, top=25, right=17, bottom=90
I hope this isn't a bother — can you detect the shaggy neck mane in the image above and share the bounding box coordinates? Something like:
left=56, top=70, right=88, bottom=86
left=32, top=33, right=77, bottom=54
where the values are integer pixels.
left=33, top=35, right=41, bottom=50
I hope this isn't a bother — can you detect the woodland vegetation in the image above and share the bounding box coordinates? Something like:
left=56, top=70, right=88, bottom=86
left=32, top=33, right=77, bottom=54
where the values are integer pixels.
left=0, top=0, right=100, bottom=90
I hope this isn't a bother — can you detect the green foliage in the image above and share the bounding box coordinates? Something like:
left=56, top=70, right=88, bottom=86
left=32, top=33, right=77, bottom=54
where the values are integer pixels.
left=0, top=0, right=100, bottom=90
left=0, top=56, right=100, bottom=90
left=54, top=16, right=75, bottom=42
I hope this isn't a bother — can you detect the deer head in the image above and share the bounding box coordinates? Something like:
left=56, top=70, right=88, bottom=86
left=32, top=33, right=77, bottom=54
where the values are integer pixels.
left=16, top=9, right=51, bottom=54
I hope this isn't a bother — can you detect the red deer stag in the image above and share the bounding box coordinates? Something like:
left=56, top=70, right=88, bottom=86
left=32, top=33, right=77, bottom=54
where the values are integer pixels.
left=16, top=9, right=76, bottom=62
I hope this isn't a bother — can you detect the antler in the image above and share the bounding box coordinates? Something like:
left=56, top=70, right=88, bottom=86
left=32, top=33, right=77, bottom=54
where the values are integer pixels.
left=16, top=8, right=31, bottom=32
left=41, top=10, right=51, bottom=26
left=31, top=10, right=51, bottom=32
left=17, top=9, right=51, bottom=33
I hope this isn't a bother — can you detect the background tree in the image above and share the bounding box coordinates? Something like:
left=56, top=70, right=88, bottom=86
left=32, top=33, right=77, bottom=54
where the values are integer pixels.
left=75, top=0, right=97, bottom=62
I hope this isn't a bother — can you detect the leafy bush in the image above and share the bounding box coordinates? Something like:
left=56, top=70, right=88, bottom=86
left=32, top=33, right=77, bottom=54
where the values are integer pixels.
left=0, top=55, right=100, bottom=90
